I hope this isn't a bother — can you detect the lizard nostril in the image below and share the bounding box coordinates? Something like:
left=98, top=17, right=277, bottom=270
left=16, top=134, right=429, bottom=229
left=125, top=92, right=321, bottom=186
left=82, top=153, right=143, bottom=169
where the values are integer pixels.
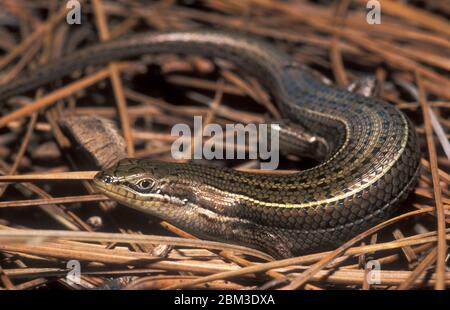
left=94, top=171, right=115, bottom=185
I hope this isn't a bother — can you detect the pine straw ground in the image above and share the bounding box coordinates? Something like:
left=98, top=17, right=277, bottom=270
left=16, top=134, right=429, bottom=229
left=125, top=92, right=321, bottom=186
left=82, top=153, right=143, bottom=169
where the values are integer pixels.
left=0, top=0, right=449, bottom=290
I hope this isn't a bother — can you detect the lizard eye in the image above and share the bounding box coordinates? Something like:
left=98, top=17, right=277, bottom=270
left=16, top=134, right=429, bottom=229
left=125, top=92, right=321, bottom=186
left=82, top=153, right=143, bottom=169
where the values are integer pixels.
left=137, top=179, right=154, bottom=190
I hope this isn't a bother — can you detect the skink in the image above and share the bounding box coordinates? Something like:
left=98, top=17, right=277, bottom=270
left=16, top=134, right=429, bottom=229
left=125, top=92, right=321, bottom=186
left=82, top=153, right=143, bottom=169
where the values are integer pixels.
left=0, top=31, right=421, bottom=258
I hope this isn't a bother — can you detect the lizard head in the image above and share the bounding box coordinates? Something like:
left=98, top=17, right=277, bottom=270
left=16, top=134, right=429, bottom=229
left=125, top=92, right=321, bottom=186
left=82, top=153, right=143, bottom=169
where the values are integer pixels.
left=93, top=158, right=190, bottom=218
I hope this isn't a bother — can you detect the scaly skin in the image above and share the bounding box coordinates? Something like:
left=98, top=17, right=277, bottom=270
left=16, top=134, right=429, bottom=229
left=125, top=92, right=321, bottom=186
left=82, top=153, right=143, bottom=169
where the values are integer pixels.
left=0, top=31, right=421, bottom=258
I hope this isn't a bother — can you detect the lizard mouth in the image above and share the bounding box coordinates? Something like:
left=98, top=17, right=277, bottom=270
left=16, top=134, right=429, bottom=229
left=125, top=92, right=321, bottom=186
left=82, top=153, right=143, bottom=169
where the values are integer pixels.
left=92, top=171, right=180, bottom=209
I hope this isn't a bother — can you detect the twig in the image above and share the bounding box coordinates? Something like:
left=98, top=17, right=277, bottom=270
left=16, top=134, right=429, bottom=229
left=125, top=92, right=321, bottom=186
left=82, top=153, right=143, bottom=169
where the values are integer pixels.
left=92, top=0, right=135, bottom=156
left=416, top=71, right=447, bottom=290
